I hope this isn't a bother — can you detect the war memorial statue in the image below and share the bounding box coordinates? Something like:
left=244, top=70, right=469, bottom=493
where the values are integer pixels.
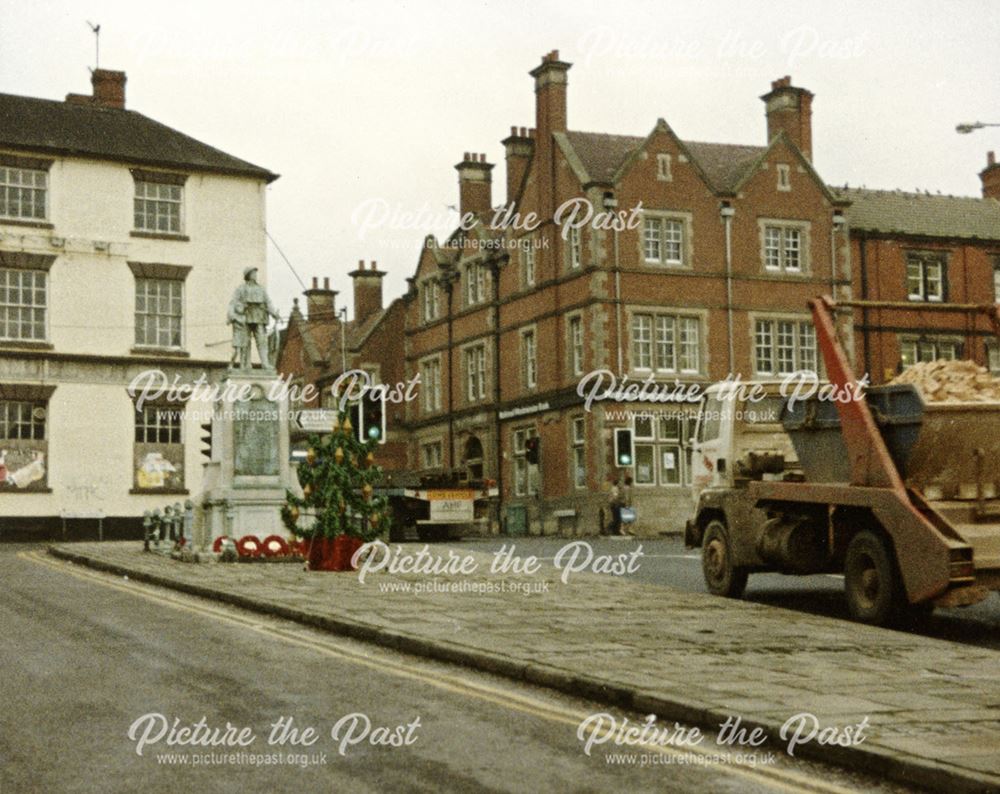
left=227, top=266, right=280, bottom=370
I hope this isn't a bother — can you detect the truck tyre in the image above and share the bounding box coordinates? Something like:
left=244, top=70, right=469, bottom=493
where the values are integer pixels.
left=702, top=520, right=748, bottom=598
left=844, top=530, right=904, bottom=625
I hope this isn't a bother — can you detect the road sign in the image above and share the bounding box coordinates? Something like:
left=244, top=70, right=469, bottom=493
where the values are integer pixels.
left=294, top=409, right=338, bottom=433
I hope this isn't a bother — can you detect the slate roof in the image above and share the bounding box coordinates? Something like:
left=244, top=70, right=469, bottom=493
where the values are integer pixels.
left=0, top=92, right=277, bottom=182
left=834, top=187, right=1000, bottom=241
left=561, top=130, right=767, bottom=192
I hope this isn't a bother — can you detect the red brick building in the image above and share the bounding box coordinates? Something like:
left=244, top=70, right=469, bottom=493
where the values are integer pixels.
left=839, top=164, right=1000, bottom=382
left=278, top=52, right=1000, bottom=538
left=399, top=53, right=850, bottom=536
left=278, top=263, right=408, bottom=471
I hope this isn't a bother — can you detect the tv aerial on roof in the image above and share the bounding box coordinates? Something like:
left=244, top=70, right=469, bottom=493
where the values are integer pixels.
left=86, top=21, right=101, bottom=70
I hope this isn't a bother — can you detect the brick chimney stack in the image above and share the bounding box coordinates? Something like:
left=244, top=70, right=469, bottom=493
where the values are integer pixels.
left=67, top=69, right=127, bottom=109
left=981, top=151, right=1000, bottom=200
left=303, top=276, right=337, bottom=320
left=501, top=126, right=534, bottom=207
left=350, top=260, right=385, bottom=325
left=761, top=75, right=814, bottom=161
left=455, top=152, right=494, bottom=219
left=530, top=50, right=571, bottom=217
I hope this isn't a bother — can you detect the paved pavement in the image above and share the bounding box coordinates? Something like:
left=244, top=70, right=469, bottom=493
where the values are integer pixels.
left=2, top=545, right=910, bottom=794
left=45, top=541, right=1000, bottom=793
left=459, top=537, right=1000, bottom=652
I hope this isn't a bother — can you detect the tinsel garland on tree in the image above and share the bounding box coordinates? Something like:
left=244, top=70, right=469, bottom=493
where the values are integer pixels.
left=281, top=411, right=388, bottom=541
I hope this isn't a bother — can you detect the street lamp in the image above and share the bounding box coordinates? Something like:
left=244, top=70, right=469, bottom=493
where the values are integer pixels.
left=956, top=121, right=1000, bottom=134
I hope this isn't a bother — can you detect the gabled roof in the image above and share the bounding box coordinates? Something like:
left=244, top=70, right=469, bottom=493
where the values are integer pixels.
left=559, top=129, right=767, bottom=193
left=0, top=92, right=277, bottom=182
left=833, top=187, right=1000, bottom=241
left=684, top=141, right=767, bottom=193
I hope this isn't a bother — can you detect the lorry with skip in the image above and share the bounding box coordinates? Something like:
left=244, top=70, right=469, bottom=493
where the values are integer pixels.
left=685, top=296, right=1000, bottom=624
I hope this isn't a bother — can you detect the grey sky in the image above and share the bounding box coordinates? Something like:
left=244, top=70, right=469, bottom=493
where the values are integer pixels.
left=4, top=1, right=999, bottom=319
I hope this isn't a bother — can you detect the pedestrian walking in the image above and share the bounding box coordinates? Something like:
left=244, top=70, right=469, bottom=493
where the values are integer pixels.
left=607, top=477, right=623, bottom=536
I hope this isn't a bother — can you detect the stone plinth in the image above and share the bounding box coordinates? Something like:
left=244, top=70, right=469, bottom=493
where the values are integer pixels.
left=198, top=371, right=295, bottom=547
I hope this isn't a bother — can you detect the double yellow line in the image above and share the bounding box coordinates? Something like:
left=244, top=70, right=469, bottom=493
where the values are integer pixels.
left=22, top=550, right=862, bottom=794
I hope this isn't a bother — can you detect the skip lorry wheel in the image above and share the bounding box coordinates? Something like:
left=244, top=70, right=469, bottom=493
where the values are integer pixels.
left=844, top=530, right=903, bottom=625
left=701, top=520, right=748, bottom=598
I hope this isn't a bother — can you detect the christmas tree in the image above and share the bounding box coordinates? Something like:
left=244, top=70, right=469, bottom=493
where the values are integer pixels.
left=281, top=411, right=388, bottom=541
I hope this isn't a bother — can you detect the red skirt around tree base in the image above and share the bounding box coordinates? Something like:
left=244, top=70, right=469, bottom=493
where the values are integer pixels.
left=307, top=535, right=364, bottom=571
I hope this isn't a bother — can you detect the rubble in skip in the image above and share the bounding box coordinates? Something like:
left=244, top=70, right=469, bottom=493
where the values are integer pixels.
left=890, top=360, right=1000, bottom=402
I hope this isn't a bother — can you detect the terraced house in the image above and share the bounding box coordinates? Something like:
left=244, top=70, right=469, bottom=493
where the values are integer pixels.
left=0, top=69, right=276, bottom=535
left=839, top=175, right=1000, bottom=383
left=401, top=53, right=852, bottom=535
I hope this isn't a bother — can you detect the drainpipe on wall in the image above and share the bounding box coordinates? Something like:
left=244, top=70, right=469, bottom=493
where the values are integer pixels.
left=831, top=210, right=847, bottom=372
left=603, top=192, right=624, bottom=375
left=440, top=269, right=456, bottom=470
left=489, top=253, right=506, bottom=521
left=721, top=202, right=736, bottom=373
left=858, top=231, right=872, bottom=380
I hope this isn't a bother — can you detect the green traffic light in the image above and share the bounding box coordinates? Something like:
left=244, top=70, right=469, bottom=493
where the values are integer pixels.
left=368, top=426, right=381, bottom=440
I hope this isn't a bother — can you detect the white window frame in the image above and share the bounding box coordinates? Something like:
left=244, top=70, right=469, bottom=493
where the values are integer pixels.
left=906, top=254, right=945, bottom=303
left=753, top=316, right=817, bottom=377
left=0, top=267, right=47, bottom=342
left=899, top=335, right=962, bottom=369
left=421, top=280, right=439, bottom=322
left=568, top=226, right=582, bottom=270
left=134, top=277, right=184, bottom=349
left=0, top=165, right=48, bottom=221
left=420, top=439, right=444, bottom=469
left=465, top=343, right=487, bottom=402
left=760, top=220, right=809, bottom=274
left=568, top=314, right=584, bottom=377
left=631, top=311, right=702, bottom=374
left=0, top=398, right=47, bottom=441
left=419, top=356, right=441, bottom=413
left=522, top=237, right=536, bottom=287
left=641, top=211, right=690, bottom=267
left=513, top=427, right=539, bottom=496
left=134, top=180, right=184, bottom=234
left=466, top=262, right=487, bottom=306
left=571, top=416, right=586, bottom=489
left=522, top=328, right=537, bottom=390
left=987, top=340, right=1000, bottom=374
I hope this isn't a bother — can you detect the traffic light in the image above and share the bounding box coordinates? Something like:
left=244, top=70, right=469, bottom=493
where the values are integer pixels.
left=614, top=428, right=633, bottom=467
left=200, top=420, right=213, bottom=461
left=346, top=401, right=362, bottom=441
left=525, top=436, right=540, bottom=465
left=361, top=393, right=386, bottom=444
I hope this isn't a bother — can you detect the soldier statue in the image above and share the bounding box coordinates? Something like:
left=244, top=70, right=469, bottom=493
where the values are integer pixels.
left=228, top=267, right=280, bottom=370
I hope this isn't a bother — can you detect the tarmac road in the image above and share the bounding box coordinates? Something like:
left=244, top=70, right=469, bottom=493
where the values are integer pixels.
left=0, top=543, right=915, bottom=794
left=459, top=537, right=1000, bottom=651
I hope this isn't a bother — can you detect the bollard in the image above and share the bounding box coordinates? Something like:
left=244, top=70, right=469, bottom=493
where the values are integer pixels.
left=152, top=508, right=162, bottom=549
left=183, top=500, right=194, bottom=549
left=142, top=511, right=152, bottom=552
left=173, top=503, right=183, bottom=546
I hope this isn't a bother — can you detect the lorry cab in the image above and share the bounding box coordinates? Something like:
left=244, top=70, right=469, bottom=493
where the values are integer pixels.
left=688, top=382, right=798, bottom=523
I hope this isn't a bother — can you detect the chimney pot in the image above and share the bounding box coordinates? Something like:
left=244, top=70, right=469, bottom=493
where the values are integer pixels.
left=358, top=259, right=364, bottom=268
left=981, top=152, right=1000, bottom=199
left=370, top=260, right=377, bottom=271
left=312, top=276, right=318, bottom=289
left=323, top=277, right=330, bottom=289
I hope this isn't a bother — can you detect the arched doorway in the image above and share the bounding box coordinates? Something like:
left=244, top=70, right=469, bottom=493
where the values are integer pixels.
left=463, top=435, right=484, bottom=481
